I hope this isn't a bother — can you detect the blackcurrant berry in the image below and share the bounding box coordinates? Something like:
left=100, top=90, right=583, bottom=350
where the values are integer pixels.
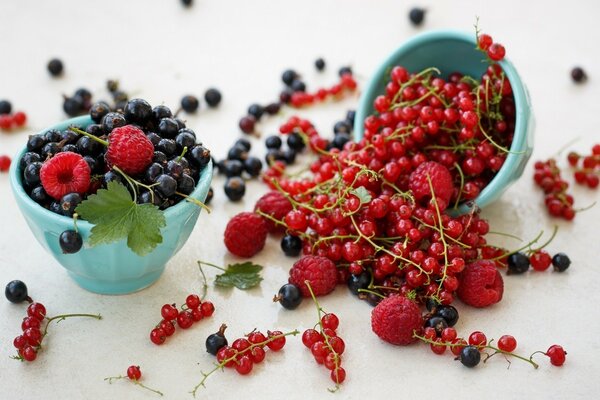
left=59, top=230, right=83, bottom=254
left=85, top=124, right=104, bottom=137
left=264, top=102, right=280, bottom=115
left=281, top=69, right=298, bottom=86
left=181, top=95, right=199, bottom=113
left=425, top=297, right=440, bottom=312
left=47, top=58, right=64, bottom=77
left=0, top=100, right=12, bottom=115
left=103, top=171, right=122, bottom=185
left=204, top=88, right=222, bottom=108
left=146, top=132, right=161, bottom=146
left=460, top=345, right=481, bottom=368
left=571, top=67, right=587, bottom=83
left=44, top=129, right=62, bottom=143
left=247, top=104, right=264, bottom=120
left=153, top=151, right=168, bottom=165
left=224, top=177, right=245, bottom=201
left=338, top=66, right=353, bottom=77
left=74, top=88, right=92, bottom=103
left=41, top=142, right=60, bottom=158
left=177, top=174, right=195, bottom=195
left=346, top=110, right=356, bottom=126
left=174, top=118, right=186, bottom=130
left=76, top=136, right=101, bottom=156
left=23, top=162, right=43, bottom=186
left=507, top=252, right=530, bottom=274
left=155, top=174, right=177, bottom=197
left=331, top=133, right=350, bottom=149
left=26, top=135, right=46, bottom=152
left=5, top=280, right=29, bottom=303
left=152, top=105, right=173, bottom=121
left=227, top=144, right=248, bottom=161
left=19, top=152, right=41, bottom=170
left=145, top=163, right=164, bottom=183
left=158, top=118, right=180, bottom=138
left=63, top=96, right=83, bottom=117
left=101, top=112, right=127, bottom=133
left=243, top=157, right=262, bottom=177
left=552, top=253, right=571, bottom=272
left=175, top=132, right=196, bottom=152
left=166, top=160, right=184, bottom=180
left=157, top=138, right=177, bottom=156
left=30, top=186, right=49, bottom=204
left=181, top=0, right=193, bottom=7
left=425, top=316, right=448, bottom=336
left=334, top=120, right=352, bottom=135
left=315, top=58, right=326, bottom=71
left=347, top=272, right=370, bottom=295
left=280, top=235, right=302, bottom=257
left=291, top=80, right=306, bottom=92
left=408, top=7, right=426, bottom=26
left=189, top=145, right=211, bottom=167
left=234, top=138, right=251, bottom=152
left=435, top=305, right=459, bottom=327
left=275, top=284, right=302, bottom=310
left=365, top=291, right=383, bottom=307
left=282, top=149, right=296, bottom=165
left=206, top=324, right=228, bottom=355
left=222, top=159, right=244, bottom=177
left=239, top=115, right=256, bottom=134
left=287, top=132, right=305, bottom=151
left=265, top=135, right=282, bottom=150
left=124, top=98, right=152, bottom=124
left=60, top=193, right=82, bottom=216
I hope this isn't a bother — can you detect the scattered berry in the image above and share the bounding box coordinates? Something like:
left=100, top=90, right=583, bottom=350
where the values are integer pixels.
left=5, top=280, right=30, bottom=303
left=571, top=67, right=587, bottom=83
left=274, top=283, right=302, bottom=310
left=288, top=256, right=338, bottom=297
left=371, top=295, right=423, bottom=345
left=457, top=260, right=504, bottom=308
left=223, top=212, right=268, bottom=257
left=408, top=7, right=426, bottom=26
left=206, top=324, right=228, bottom=355
left=47, top=58, right=64, bottom=77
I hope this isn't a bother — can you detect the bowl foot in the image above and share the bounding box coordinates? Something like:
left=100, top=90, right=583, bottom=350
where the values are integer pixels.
left=67, top=268, right=165, bottom=295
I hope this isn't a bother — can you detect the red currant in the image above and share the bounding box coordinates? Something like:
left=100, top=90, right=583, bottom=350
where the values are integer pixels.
left=150, top=328, right=166, bottom=345
left=200, top=301, right=215, bottom=317
left=321, top=313, right=339, bottom=331
left=161, top=304, right=178, bottom=321
left=498, top=335, right=517, bottom=352
left=302, top=329, right=323, bottom=348
left=468, top=331, right=487, bottom=348
left=266, top=331, right=286, bottom=351
left=127, top=365, right=142, bottom=380
left=27, top=302, right=46, bottom=321
left=186, top=294, right=201, bottom=309
left=176, top=310, right=194, bottom=329
left=235, top=355, right=254, bottom=375
left=546, top=345, right=566, bottom=366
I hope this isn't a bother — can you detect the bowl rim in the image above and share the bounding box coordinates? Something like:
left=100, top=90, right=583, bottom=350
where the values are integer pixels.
left=9, top=115, right=213, bottom=229
left=353, top=29, right=530, bottom=213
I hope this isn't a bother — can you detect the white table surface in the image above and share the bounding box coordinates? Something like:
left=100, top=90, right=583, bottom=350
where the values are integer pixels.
left=1, top=0, right=599, bottom=399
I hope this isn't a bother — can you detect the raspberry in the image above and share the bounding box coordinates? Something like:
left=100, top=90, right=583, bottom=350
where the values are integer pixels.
left=371, top=295, right=423, bottom=345
left=457, top=260, right=504, bottom=308
left=409, top=161, right=454, bottom=210
left=105, top=125, right=154, bottom=175
left=224, top=212, right=268, bottom=257
left=288, top=256, right=338, bottom=297
left=40, top=152, right=91, bottom=200
left=254, top=191, right=293, bottom=233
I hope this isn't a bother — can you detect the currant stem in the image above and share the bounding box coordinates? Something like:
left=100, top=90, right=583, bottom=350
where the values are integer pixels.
left=175, top=192, right=211, bottom=213
left=191, top=329, right=300, bottom=396
left=413, top=333, right=539, bottom=369
left=43, top=313, right=102, bottom=337
left=196, top=261, right=209, bottom=301
left=104, top=376, right=164, bottom=396
left=69, top=127, right=109, bottom=147
left=197, top=260, right=225, bottom=272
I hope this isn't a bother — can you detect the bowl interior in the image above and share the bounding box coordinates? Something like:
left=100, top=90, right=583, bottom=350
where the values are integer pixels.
left=354, top=30, right=533, bottom=213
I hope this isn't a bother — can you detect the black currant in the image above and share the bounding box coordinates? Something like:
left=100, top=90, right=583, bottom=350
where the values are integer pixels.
left=264, top=102, right=280, bottom=115
left=234, top=138, right=251, bottom=152
left=460, top=346, right=481, bottom=368
left=174, top=118, right=186, bottom=130
left=124, top=98, right=152, bottom=124
left=103, top=171, right=122, bottom=185
left=315, top=58, right=326, bottom=71
left=181, top=95, right=199, bottom=113
left=224, top=177, right=245, bottom=201
left=189, top=145, right=211, bottom=167
left=101, top=112, right=127, bottom=133
left=47, top=58, right=64, bottom=77
left=60, top=193, right=82, bottom=216
left=338, top=66, right=353, bottom=77
left=287, top=132, right=305, bottom=151
left=435, top=305, right=459, bottom=327
left=5, top=280, right=29, bottom=303
left=166, top=160, right=184, bottom=179
left=19, top=152, right=41, bottom=170
left=282, top=69, right=298, bottom=86
left=155, top=174, right=177, bottom=197
left=408, top=7, right=426, bottom=26
left=0, top=100, right=12, bottom=115
left=157, top=138, right=177, bottom=156
left=177, top=174, right=195, bottom=195
left=247, top=104, right=264, bottom=120
left=204, top=88, right=222, bottom=108
left=206, top=324, right=228, bottom=355
left=44, top=129, right=62, bottom=143
left=59, top=230, right=83, bottom=254
left=90, top=101, right=111, bottom=123
left=552, top=253, right=571, bottom=272
left=282, top=149, right=296, bottom=165
left=275, top=284, right=302, bottom=310
left=227, top=145, right=247, bottom=161
left=280, top=235, right=302, bottom=257
left=63, top=96, right=83, bottom=117
left=85, top=124, right=104, bottom=137
left=291, top=80, right=306, bottom=92
left=145, top=163, right=164, bottom=183
left=425, top=297, right=440, bottom=312
left=346, top=110, right=356, bottom=126
left=152, top=105, right=173, bottom=121
left=146, top=132, right=161, bottom=146
left=204, top=187, right=214, bottom=205
left=425, top=316, right=448, bottom=336
left=76, top=136, right=101, bottom=156
left=48, top=201, right=62, bottom=214
left=29, top=186, right=48, bottom=204
left=74, top=88, right=92, bottom=103
left=571, top=67, right=587, bottom=83
left=26, top=134, right=46, bottom=152
left=365, top=291, right=383, bottom=307
left=23, top=162, right=43, bottom=186
left=348, top=272, right=370, bottom=295
left=41, top=142, right=60, bottom=158
left=265, top=135, right=282, bottom=150
left=61, top=128, right=80, bottom=144
left=61, top=144, right=78, bottom=153
left=507, top=252, right=530, bottom=274
left=153, top=151, right=168, bottom=165
left=175, top=132, right=196, bottom=152
left=158, top=118, right=180, bottom=138
left=331, top=133, right=350, bottom=149
left=243, top=157, right=262, bottom=177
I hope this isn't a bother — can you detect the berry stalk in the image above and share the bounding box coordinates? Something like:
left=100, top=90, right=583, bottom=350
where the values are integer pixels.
left=104, top=376, right=163, bottom=396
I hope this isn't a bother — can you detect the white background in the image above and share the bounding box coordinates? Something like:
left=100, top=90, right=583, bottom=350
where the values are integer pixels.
left=1, top=0, right=599, bottom=399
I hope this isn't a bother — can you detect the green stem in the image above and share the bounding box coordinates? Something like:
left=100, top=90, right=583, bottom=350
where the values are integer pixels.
left=104, top=376, right=163, bottom=396
left=196, top=262, right=209, bottom=301
left=452, top=162, right=466, bottom=210
left=177, top=146, right=188, bottom=162
left=197, top=260, right=225, bottom=272
left=426, top=175, right=450, bottom=301
left=69, top=127, right=109, bottom=146
left=529, top=225, right=558, bottom=253
left=43, top=313, right=102, bottom=338
left=175, top=192, right=211, bottom=213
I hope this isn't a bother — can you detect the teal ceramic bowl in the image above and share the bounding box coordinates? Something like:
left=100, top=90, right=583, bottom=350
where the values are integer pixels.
left=9, top=116, right=212, bottom=295
left=354, top=30, right=534, bottom=214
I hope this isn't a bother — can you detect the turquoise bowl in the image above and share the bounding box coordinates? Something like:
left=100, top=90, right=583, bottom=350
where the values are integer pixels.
left=354, top=30, right=534, bottom=214
left=9, top=116, right=212, bottom=295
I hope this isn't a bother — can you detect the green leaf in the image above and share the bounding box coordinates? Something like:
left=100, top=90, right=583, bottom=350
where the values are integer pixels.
left=75, top=181, right=166, bottom=257
left=214, top=262, right=263, bottom=290
left=351, top=186, right=372, bottom=204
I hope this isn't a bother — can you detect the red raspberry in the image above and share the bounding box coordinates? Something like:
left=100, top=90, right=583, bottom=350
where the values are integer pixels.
left=288, top=256, right=338, bottom=297
left=0, top=155, right=11, bottom=172
left=457, top=260, right=504, bottom=308
left=371, top=295, right=423, bottom=345
left=409, top=161, right=454, bottom=210
left=254, top=191, right=293, bottom=233
left=40, top=152, right=91, bottom=200
left=105, top=125, right=154, bottom=175
left=224, top=212, right=268, bottom=257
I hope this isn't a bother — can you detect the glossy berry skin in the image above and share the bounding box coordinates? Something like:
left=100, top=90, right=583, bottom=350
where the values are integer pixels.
left=247, top=104, right=264, bottom=120
left=267, top=331, right=286, bottom=351
left=408, top=7, right=426, bottom=26
left=47, top=58, right=64, bottom=76
left=150, top=328, right=166, bottom=345
left=571, top=67, right=587, bottom=83
left=206, top=329, right=228, bottom=355
left=161, top=304, right=178, bottom=321
left=530, top=250, right=552, bottom=271
left=321, top=313, right=339, bottom=331
left=123, top=98, right=152, bottom=124
left=204, top=88, right=222, bottom=107
left=5, top=280, right=29, bottom=303
left=276, top=284, right=302, bottom=310
left=315, top=58, right=326, bottom=71
left=27, top=303, right=46, bottom=321
left=235, top=355, right=253, bottom=375
left=460, top=346, right=481, bottom=367
left=243, top=157, right=262, bottom=177
left=0, top=99, right=12, bottom=114
left=60, top=193, right=82, bottom=216
left=435, top=305, right=459, bottom=327
left=200, top=301, right=215, bottom=317
left=507, top=252, right=530, bottom=274
left=552, top=253, right=571, bottom=272
left=224, top=177, right=245, bottom=201
left=22, top=346, right=37, bottom=362
left=186, top=294, right=201, bottom=309
left=90, top=101, right=111, bottom=123
left=347, top=272, right=370, bottom=295
left=265, top=135, right=282, bottom=150
left=468, top=331, right=487, bottom=347
left=181, top=95, right=199, bottom=113
left=59, top=230, right=83, bottom=254
left=498, top=335, right=517, bottom=352
left=239, top=116, right=256, bottom=134
left=331, top=367, right=346, bottom=384
left=425, top=316, right=448, bottom=336
left=127, top=365, right=142, bottom=380
left=487, top=43, right=506, bottom=61
left=176, top=310, right=194, bottom=329
left=302, top=329, right=323, bottom=348
left=155, top=174, right=177, bottom=198
left=546, top=345, right=566, bottom=366
left=280, top=235, right=302, bottom=257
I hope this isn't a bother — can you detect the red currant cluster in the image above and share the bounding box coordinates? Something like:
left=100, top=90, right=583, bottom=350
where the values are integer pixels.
left=568, top=144, right=600, bottom=188
left=289, top=73, right=357, bottom=108
left=0, top=155, right=11, bottom=172
left=416, top=328, right=566, bottom=368
left=105, top=365, right=163, bottom=396
left=192, top=328, right=299, bottom=395
left=477, top=32, right=506, bottom=61
left=0, top=100, right=27, bottom=131
left=150, top=295, right=215, bottom=345
left=533, top=159, right=576, bottom=220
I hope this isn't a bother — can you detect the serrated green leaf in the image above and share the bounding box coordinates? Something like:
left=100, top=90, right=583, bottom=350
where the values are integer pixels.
left=351, top=186, right=372, bottom=204
left=75, top=181, right=166, bottom=256
left=214, top=262, right=263, bottom=290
